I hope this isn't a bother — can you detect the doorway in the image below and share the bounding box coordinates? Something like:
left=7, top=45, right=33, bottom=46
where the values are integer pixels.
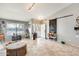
left=49, top=18, right=57, bottom=41
left=32, top=19, right=47, bottom=39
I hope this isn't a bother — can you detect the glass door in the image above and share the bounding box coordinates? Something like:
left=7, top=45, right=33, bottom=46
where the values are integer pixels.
left=6, top=23, right=16, bottom=40
left=32, top=24, right=41, bottom=38
left=32, top=23, right=46, bottom=39
left=41, top=24, right=45, bottom=39
left=6, top=22, right=25, bottom=41
left=16, top=23, right=25, bottom=38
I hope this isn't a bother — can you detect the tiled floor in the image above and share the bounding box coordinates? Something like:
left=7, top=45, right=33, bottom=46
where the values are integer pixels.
left=0, top=38, right=79, bottom=56
left=24, top=38, right=79, bottom=56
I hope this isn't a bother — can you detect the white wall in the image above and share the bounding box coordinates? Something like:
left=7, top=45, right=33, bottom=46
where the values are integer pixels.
left=57, top=16, right=76, bottom=45
left=48, top=4, right=79, bottom=46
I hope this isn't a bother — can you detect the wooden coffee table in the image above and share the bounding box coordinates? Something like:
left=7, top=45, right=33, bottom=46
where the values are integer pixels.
left=6, top=40, right=27, bottom=56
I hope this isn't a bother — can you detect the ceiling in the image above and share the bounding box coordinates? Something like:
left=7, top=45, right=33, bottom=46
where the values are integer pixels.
left=0, top=3, right=71, bottom=22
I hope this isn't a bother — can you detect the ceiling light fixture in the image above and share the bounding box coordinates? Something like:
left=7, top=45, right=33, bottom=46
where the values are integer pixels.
left=27, top=3, right=35, bottom=11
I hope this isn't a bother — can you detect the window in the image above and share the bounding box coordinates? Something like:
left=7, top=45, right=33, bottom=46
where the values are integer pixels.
left=6, top=22, right=25, bottom=40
